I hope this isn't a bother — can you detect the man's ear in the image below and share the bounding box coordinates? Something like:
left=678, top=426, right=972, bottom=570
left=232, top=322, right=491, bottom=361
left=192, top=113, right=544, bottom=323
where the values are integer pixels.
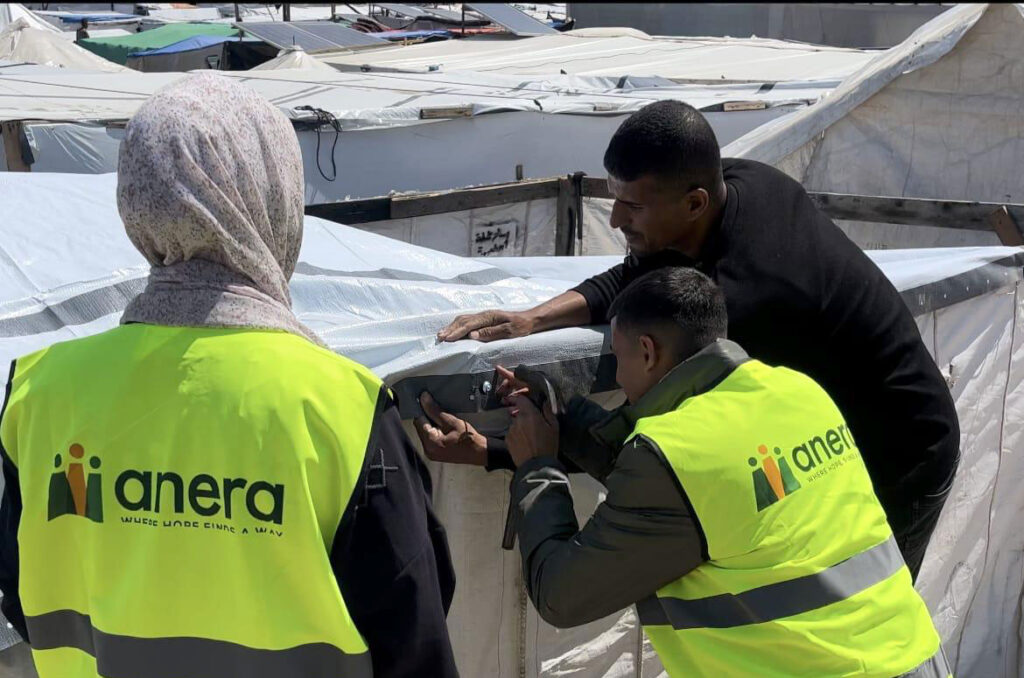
left=639, top=334, right=659, bottom=372
left=683, top=187, right=711, bottom=221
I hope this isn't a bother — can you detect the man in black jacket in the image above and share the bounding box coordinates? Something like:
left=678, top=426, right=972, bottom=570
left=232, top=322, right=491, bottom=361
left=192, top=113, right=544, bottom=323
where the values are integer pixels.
left=434, top=100, right=959, bottom=578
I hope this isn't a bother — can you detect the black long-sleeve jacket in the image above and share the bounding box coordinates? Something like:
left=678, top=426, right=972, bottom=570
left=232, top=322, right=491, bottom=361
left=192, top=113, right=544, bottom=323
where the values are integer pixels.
left=573, top=159, right=960, bottom=539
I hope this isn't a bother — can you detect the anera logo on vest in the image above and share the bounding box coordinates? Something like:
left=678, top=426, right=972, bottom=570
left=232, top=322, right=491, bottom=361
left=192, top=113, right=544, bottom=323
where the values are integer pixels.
left=749, top=423, right=859, bottom=511
left=749, top=445, right=801, bottom=512
left=48, top=443, right=103, bottom=522
left=45, top=442, right=286, bottom=529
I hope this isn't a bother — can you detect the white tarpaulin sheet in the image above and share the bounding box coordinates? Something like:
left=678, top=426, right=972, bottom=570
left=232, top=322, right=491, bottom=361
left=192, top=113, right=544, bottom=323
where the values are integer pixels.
left=320, top=31, right=877, bottom=83
left=251, top=46, right=337, bottom=72
left=0, top=65, right=824, bottom=201
left=0, top=19, right=127, bottom=72
left=725, top=3, right=1023, bottom=250
left=1, top=171, right=1024, bottom=677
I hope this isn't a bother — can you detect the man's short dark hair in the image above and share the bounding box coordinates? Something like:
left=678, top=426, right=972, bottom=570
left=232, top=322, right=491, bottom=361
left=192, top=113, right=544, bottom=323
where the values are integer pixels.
left=603, top=100, right=722, bottom=192
left=608, top=267, right=727, bottom=360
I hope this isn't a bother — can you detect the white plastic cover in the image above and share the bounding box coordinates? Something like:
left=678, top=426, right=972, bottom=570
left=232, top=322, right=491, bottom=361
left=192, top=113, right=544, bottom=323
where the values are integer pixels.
left=725, top=3, right=1024, bottom=250
left=0, top=64, right=814, bottom=201
left=0, top=18, right=128, bottom=72
left=320, top=31, right=876, bottom=83
left=251, top=46, right=337, bottom=71
left=0, top=4, right=61, bottom=34
left=2, top=171, right=1024, bottom=678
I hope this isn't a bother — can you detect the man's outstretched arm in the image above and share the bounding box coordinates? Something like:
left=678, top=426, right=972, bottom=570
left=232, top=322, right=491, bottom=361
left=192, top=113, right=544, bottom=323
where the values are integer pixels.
left=437, top=290, right=592, bottom=342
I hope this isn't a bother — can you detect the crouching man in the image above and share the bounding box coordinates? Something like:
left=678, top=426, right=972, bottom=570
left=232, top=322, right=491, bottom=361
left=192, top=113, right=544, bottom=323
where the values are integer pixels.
left=419, top=267, right=949, bottom=678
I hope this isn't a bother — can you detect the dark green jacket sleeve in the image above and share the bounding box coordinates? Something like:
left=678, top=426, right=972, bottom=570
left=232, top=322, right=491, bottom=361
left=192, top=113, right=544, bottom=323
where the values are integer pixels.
left=512, top=436, right=707, bottom=628
left=486, top=395, right=620, bottom=476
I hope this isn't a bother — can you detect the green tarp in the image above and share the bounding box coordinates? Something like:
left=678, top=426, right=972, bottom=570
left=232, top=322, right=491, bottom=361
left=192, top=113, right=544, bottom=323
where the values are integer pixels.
left=79, top=24, right=240, bottom=65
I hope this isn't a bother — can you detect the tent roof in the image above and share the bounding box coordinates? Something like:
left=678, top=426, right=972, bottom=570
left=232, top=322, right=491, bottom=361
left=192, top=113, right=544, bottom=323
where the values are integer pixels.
left=319, top=31, right=877, bottom=83
left=127, top=33, right=240, bottom=58
left=78, top=22, right=240, bottom=64
left=0, top=65, right=837, bottom=128
left=723, top=3, right=991, bottom=164
left=0, top=19, right=128, bottom=72
left=0, top=3, right=62, bottom=34
left=251, top=46, right=339, bottom=72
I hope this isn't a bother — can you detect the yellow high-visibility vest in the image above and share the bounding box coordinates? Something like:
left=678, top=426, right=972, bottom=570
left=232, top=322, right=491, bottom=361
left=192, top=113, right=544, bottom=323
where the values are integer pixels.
left=1, top=324, right=382, bottom=678
left=629, top=359, right=948, bottom=678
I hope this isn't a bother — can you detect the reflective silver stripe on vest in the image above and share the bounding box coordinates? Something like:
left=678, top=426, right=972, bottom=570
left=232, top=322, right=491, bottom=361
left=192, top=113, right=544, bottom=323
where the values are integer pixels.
left=26, top=609, right=372, bottom=678
left=636, top=535, right=904, bottom=630
left=899, top=645, right=952, bottom=678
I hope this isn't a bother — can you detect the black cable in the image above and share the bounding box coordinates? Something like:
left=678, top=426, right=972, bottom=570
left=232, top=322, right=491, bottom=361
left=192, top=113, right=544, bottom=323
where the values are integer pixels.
left=295, top=105, right=342, bottom=182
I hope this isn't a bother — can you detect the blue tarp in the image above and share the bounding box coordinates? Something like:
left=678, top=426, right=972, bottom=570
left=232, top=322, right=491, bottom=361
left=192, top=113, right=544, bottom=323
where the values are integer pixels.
left=127, top=34, right=240, bottom=58
left=47, top=12, right=138, bottom=23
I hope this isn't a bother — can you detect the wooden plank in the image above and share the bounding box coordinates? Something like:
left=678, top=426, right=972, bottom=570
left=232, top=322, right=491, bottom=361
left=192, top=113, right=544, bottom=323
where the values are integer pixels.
left=806, top=192, right=1020, bottom=232
left=390, top=178, right=559, bottom=219
left=305, top=197, right=392, bottom=225
left=988, top=206, right=1024, bottom=246
left=1, top=122, right=30, bottom=172
left=581, top=176, right=612, bottom=200
left=555, top=177, right=574, bottom=256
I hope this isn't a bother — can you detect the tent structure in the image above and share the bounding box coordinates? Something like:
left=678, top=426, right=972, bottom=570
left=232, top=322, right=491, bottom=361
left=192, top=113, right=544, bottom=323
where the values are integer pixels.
left=251, top=45, right=339, bottom=72
left=0, top=170, right=1022, bottom=677
left=124, top=33, right=244, bottom=72
left=0, top=65, right=839, bottom=204
left=0, top=19, right=127, bottom=72
left=725, top=3, right=1024, bottom=249
left=319, top=29, right=877, bottom=82
left=78, top=22, right=241, bottom=65
left=0, top=3, right=62, bottom=34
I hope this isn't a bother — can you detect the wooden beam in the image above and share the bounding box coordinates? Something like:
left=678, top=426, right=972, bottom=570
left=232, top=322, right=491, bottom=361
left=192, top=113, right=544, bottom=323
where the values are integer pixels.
left=1, top=122, right=30, bottom=172
left=390, top=179, right=559, bottom=219
left=806, top=192, right=1024, bottom=232
left=581, top=176, right=611, bottom=200
left=305, top=197, right=391, bottom=224
left=306, top=179, right=560, bottom=225
left=988, top=206, right=1024, bottom=246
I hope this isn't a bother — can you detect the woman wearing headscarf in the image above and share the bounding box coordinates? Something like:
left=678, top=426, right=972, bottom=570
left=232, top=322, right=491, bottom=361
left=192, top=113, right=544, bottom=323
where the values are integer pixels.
left=0, top=73, right=457, bottom=678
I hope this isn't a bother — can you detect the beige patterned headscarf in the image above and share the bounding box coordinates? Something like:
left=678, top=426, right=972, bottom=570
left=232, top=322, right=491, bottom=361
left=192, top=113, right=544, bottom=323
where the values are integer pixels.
left=118, top=72, right=324, bottom=346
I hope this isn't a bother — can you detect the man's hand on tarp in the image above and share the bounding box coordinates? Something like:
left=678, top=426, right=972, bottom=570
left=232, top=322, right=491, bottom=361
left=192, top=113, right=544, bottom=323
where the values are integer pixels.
left=413, top=392, right=488, bottom=465
left=437, top=310, right=536, bottom=343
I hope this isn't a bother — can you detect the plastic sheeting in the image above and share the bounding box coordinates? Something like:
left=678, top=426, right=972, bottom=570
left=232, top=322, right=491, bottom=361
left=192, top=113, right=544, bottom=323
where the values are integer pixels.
left=2, top=171, right=1024, bottom=678
left=78, top=23, right=240, bottom=65
left=0, top=19, right=127, bottom=72
left=0, top=65, right=818, bottom=202
left=320, top=31, right=876, bottom=83
left=0, top=4, right=62, bottom=34
left=725, top=3, right=1023, bottom=250
left=251, top=46, right=337, bottom=71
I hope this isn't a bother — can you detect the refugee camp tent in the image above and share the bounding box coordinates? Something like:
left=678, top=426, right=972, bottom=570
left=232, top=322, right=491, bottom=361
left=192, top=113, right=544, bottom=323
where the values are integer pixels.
left=0, top=65, right=837, bottom=205
left=251, top=45, right=338, bottom=71
left=725, top=3, right=1024, bottom=249
left=124, top=34, right=244, bottom=72
left=0, top=3, right=62, bottom=34
left=0, top=19, right=127, bottom=72
left=320, top=30, right=876, bottom=82
left=78, top=23, right=240, bottom=65
left=0, top=170, right=1022, bottom=678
